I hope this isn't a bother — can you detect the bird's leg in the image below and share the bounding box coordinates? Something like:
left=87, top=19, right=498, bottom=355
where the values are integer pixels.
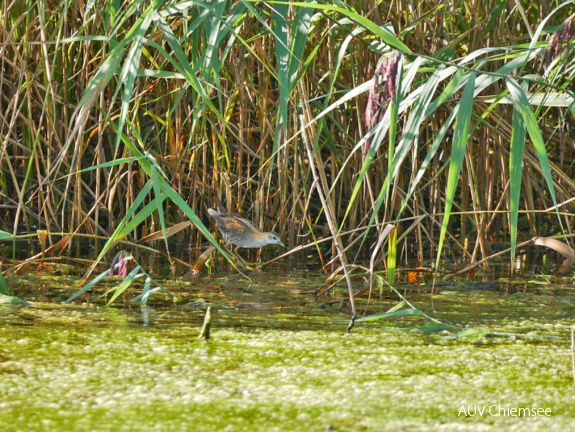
left=235, top=245, right=260, bottom=269
left=225, top=245, right=254, bottom=271
left=234, top=252, right=253, bottom=271
left=252, top=248, right=263, bottom=270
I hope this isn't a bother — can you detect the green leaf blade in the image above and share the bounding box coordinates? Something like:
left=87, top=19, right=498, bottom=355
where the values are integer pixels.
left=508, top=106, right=527, bottom=267
left=435, top=72, right=476, bottom=270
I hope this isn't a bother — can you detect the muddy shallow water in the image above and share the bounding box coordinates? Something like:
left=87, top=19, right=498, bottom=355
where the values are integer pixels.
left=1, top=262, right=575, bottom=431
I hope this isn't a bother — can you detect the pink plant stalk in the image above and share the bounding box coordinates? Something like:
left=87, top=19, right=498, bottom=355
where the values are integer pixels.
left=110, top=252, right=129, bottom=279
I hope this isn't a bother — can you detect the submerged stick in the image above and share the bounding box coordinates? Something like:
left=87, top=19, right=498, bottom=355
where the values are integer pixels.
left=199, top=306, right=212, bottom=341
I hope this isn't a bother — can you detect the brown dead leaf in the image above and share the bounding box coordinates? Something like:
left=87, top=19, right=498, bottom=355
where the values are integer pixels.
left=45, top=236, right=72, bottom=254
left=407, top=271, right=420, bottom=284
left=533, top=236, right=575, bottom=274
left=138, top=221, right=192, bottom=243
left=191, top=246, right=216, bottom=274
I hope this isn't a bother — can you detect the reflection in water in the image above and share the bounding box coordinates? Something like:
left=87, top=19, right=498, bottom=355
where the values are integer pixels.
left=141, top=305, right=152, bottom=327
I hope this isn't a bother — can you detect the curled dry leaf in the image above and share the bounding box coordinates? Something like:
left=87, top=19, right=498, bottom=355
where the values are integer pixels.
left=137, top=221, right=192, bottom=243
left=533, top=237, right=575, bottom=274
left=192, top=245, right=216, bottom=275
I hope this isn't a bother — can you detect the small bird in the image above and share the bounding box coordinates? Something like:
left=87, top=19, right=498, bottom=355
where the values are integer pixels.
left=208, top=204, right=285, bottom=249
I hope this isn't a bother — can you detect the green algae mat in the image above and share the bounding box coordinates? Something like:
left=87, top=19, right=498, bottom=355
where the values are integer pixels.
left=1, top=269, right=575, bottom=431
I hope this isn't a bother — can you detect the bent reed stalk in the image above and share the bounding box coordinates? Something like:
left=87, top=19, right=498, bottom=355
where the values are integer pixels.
left=1, top=1, right=574, bottom=297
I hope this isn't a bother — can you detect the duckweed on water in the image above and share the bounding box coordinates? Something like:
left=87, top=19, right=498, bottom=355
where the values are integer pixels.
left=1, top=269, right=575, bottom=431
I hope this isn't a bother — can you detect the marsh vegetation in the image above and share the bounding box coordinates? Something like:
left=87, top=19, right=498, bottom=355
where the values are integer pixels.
left=1, top=1, right=575, bottom=430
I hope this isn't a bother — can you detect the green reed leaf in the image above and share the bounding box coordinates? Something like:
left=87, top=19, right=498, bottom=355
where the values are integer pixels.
left=159, top=179, right=234, bottom=264
left=151, top=166, right=169, bottom=254
left=67, top=268, right=112, bottom=303
left=0, top=272, right=8, bottom=295
left=356, top=308, right=423, bottom=323
left=508, top=106, right=527, bottom=268
left=78, top=180, right=153, bottom=285
left=270, top=1, right=411, bottom=53
left=387, top=228, right=397, bottom=287
left=505, top=77, right=558, bottom=209
left=107, top=267, right=141, bottom=306
left=436, top=72, right=476, bottom=271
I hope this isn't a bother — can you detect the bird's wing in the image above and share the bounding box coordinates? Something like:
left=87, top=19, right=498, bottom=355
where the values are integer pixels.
left=220, top=213, right=262, bottom=232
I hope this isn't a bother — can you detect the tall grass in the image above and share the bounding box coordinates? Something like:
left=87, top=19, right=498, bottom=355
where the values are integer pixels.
left=1, top=0, right=575, bottom=290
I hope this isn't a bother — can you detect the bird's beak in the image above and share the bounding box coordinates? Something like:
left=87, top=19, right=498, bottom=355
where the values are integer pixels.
left=278, top=240, right=286, bottom=248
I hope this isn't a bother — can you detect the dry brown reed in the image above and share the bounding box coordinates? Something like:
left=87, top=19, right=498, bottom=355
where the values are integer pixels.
left=1, top=0, right=574, bottom=282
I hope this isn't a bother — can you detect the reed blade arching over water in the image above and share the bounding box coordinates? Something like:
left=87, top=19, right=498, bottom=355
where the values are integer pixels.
left=1, top=0, right=575, bottom=293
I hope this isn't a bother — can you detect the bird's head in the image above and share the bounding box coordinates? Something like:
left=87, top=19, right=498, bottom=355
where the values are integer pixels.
left=266, top=232, right=285, bottom=247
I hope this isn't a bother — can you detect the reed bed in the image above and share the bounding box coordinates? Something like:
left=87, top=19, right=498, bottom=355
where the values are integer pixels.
left=1, top=0, right=574, bottom=283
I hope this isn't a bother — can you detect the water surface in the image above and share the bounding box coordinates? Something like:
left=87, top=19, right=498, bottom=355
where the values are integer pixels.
left=1, top=263, right=575, bottom=431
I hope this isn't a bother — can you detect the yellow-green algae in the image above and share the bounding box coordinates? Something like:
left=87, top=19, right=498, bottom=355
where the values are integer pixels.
left=1, top=269, right=575, bottom=431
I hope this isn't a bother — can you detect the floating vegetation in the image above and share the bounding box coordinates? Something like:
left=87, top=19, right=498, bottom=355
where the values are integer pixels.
left=1, top=2, right=575, bottom=429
